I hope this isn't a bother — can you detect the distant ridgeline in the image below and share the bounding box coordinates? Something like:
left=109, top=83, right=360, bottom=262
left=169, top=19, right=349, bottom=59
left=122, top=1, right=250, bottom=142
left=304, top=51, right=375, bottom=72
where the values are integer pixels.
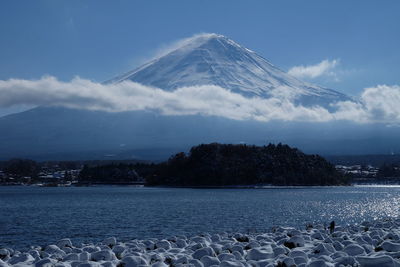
left=146, top=143, right=348, bottom=186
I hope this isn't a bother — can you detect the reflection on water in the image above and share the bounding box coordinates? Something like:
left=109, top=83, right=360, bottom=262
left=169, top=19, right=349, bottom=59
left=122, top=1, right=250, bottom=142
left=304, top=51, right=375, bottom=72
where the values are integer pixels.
left=0, top=186, right=399, bottom=249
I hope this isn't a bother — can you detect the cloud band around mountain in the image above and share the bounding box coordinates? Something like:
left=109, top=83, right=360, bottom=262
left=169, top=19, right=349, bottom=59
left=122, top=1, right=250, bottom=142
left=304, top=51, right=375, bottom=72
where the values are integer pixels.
left=288, top=59, right=339, bottom=79
left=0, top=76, right=398, bottom=124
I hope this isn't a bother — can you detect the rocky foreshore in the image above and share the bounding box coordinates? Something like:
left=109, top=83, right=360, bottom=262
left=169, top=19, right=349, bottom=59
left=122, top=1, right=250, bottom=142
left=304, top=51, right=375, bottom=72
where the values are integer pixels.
left=2, top=219, right=400, bottom=267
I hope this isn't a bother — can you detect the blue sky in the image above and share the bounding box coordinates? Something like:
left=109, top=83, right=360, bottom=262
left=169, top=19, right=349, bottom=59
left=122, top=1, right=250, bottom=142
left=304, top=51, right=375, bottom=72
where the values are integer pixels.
left=0, top=0, right=399, bottom=98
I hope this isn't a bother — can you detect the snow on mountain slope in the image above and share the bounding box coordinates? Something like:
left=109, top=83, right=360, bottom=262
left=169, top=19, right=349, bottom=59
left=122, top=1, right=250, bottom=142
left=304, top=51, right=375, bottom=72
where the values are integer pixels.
left=108, top=33, right=351, bottom=106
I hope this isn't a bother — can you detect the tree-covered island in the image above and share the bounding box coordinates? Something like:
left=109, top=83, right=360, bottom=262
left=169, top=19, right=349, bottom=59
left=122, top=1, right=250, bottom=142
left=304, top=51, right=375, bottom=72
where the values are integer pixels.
left=145, top=143, right=349, bottom=186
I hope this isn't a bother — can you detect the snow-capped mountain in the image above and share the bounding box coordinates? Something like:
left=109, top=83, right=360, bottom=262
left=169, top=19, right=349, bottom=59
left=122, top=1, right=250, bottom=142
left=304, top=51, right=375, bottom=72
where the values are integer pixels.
left=108, top=33, right=350, bottom=106
left=1, top=33, right=378, bottom=161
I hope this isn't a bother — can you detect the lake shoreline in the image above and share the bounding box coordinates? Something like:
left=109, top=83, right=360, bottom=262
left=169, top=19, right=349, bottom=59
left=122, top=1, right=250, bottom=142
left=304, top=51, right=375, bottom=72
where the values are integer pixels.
left=2, top=218, right=400, bottom=267
left=6, top=183, right=400, bottom=189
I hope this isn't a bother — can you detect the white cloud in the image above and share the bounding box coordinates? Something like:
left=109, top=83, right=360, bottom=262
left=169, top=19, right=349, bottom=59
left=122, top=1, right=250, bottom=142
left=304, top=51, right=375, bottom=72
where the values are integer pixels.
left=288, top=59, right=339, bottom=79
left=333, top=85, right=400, bottom=123
left=1, top=76, right=400, bottom=124
left=361, top=85, right=400, bottom=122
left=0, top=76, right=332, bottom=122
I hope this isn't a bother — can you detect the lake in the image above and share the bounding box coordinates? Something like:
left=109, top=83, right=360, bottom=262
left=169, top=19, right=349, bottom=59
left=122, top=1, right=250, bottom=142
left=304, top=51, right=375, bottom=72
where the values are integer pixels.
left=1, top=185, right=399, bottom=250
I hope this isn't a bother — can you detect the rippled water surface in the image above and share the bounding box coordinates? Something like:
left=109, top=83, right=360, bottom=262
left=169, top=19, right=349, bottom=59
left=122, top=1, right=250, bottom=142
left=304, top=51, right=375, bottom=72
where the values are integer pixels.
left=1, top=186, right=400, bottom=249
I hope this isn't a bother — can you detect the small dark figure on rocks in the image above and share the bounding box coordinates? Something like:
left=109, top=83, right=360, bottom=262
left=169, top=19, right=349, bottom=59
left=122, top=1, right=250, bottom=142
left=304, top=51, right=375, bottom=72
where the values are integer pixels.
left=329, top=221, right=335, bottom=234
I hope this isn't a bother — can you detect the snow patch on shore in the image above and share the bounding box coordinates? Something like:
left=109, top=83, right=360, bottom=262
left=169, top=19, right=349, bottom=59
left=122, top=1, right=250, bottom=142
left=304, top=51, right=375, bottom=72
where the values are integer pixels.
left=3, top=219, right=400, bottom=266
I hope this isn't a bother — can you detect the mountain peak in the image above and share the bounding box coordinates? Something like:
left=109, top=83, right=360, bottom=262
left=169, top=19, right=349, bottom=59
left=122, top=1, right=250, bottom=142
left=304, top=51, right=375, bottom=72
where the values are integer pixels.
left=186, top=33, right=226, bottom=42
left=108, top=34, right=350, bottom=107
left=179, top=33, right=229, bottom=46
left=158, top=33, right=248, bottom=59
